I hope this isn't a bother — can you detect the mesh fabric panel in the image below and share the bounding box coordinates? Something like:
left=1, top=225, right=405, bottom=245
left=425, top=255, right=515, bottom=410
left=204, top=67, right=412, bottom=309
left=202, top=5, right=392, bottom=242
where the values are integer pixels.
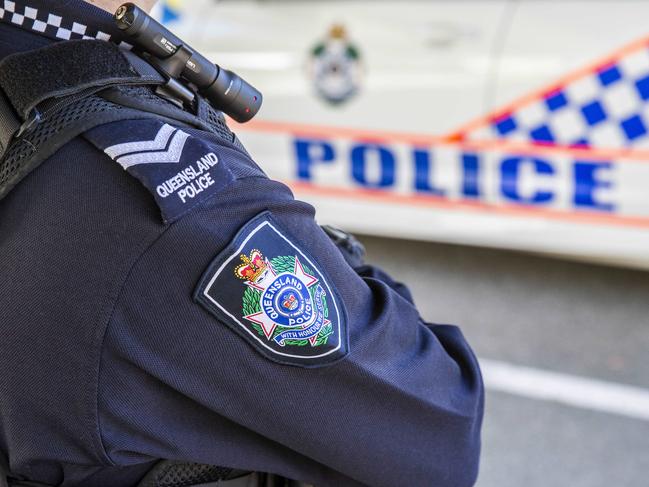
left=139, top=461, right=234, bottom=487
left=0, top=85, right=240, bottom=199
left=0, top=95, right=123, bottom=196
left=203, top=102, right=234, bottom=142
left=115, top=84, right=235, bottom=142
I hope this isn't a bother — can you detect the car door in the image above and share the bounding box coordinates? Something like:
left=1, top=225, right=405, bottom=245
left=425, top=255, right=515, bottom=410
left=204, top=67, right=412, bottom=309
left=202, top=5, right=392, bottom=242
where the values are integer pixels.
left=492, top=0, right=649, bottom=110
left=174, top=0, right=510, bottom=133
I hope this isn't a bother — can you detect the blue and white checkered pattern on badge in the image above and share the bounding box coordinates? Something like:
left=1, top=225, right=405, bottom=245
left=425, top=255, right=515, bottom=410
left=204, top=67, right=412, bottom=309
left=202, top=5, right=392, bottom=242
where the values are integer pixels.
left=475, top=47, right=649, bottom=149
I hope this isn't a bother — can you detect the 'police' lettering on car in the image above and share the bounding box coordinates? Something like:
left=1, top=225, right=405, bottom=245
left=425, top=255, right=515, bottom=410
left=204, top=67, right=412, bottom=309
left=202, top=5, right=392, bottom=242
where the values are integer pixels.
left=293, top=138, right=616, bottom=212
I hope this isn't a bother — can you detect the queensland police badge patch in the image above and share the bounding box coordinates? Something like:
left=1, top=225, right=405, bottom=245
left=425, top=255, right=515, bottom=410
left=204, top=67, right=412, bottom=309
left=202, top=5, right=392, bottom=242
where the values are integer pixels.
left=194, top=212, right=348, bottom=367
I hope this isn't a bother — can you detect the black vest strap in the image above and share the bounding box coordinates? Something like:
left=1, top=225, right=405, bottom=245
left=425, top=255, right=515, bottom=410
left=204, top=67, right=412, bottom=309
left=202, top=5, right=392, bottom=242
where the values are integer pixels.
left=0, top=40, right=164, bottom=121
left=0, top=39, right=240, bottom=202
left=0, top=40, right=166, bottom=162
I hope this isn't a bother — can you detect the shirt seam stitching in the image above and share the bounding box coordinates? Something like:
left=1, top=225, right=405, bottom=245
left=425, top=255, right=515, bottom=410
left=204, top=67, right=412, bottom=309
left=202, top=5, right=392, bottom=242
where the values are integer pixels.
left=91, top=225, right=170, bottom=466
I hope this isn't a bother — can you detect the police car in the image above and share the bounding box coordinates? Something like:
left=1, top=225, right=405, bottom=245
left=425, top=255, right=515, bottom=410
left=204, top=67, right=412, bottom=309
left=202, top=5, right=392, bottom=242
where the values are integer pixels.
left=161, top=0, right=649, bottom=270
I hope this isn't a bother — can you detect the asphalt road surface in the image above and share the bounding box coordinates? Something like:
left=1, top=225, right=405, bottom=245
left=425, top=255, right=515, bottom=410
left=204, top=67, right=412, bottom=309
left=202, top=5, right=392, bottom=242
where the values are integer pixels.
left=358, top=235, right=649, bottom=487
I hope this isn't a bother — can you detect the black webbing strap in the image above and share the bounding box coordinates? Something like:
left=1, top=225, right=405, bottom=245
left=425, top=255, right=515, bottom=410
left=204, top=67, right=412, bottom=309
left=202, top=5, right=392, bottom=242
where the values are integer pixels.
left=0, top=39, right=165, bottom=161
left=0, top=39, right=222, bottom=202
left=0, top=40, right=164, bottom=121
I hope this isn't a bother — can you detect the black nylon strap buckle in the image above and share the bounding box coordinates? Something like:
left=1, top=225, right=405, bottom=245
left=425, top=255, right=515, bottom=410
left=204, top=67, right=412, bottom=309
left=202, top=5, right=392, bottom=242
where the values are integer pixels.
left=15, top=109, right=41, bottom=139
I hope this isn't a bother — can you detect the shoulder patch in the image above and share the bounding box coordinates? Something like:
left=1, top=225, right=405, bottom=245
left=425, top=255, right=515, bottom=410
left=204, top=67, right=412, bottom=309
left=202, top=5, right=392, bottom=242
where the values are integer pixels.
left=194, top=212, right=349, bottom=367
left=84, top=119, right=235, bottom=223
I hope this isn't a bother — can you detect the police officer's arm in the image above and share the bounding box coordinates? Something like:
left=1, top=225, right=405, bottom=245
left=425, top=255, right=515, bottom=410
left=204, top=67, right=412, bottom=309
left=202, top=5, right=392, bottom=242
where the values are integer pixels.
left=320, top=226, right=416, bottom=306
left=99, top=173, right=484, bottom=487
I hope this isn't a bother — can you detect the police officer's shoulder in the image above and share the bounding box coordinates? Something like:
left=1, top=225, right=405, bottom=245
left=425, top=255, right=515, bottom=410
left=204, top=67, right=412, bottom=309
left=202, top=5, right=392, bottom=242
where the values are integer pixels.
left=0, top=37, right=265, bottom=225
left=83, top=116, right=267, bottom=225
left=84, top=116, right=354, bottom=370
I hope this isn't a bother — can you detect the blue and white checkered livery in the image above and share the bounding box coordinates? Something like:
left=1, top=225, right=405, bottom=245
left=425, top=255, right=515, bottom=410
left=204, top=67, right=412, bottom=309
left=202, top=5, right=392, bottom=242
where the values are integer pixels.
left=467, top=43, right=649, bottom=149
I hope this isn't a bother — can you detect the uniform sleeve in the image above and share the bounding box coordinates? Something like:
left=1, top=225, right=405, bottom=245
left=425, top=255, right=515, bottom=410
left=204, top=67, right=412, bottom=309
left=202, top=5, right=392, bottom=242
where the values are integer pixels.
left=321, top=225, right=416, bottom=304
left=98, top=175, right=484, bottom=487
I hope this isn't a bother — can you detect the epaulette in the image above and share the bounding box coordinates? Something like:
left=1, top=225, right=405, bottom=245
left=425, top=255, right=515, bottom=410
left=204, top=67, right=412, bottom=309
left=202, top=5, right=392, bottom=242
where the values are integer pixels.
left=0, top=39, right=254, bottom=222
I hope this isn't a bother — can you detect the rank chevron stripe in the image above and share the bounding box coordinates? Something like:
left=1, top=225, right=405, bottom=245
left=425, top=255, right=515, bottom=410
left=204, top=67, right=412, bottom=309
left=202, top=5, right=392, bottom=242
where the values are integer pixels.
left=104, top=124, right=177, bottom=159
left=103, top=124, right=191, bottom=169
left=115, top=130, right=191, bottom=168
left=85, top=118, right=237, bottom=223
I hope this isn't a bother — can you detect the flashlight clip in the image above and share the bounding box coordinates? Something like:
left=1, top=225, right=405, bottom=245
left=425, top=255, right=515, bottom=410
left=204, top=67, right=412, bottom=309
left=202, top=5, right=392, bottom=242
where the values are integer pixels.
left=115, top=3, right=262, bottom=122
left=144, top=44, right=196, bottom=109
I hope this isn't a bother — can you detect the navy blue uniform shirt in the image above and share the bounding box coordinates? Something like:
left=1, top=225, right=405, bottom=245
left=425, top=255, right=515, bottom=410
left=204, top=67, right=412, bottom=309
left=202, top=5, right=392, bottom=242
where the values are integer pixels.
left=0, top=1, right=484, bottom=486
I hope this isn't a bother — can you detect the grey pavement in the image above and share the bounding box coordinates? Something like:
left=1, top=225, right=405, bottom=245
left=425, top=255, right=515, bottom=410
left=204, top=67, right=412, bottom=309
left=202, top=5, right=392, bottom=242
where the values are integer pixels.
left=480, top=391, right=649, bottom=487
left=358, top=235, right=649, bottom=487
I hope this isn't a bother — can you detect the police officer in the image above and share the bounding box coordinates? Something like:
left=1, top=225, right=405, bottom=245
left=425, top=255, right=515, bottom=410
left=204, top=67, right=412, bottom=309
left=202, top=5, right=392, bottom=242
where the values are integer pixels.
left=0, top=1, right=484, bottom=486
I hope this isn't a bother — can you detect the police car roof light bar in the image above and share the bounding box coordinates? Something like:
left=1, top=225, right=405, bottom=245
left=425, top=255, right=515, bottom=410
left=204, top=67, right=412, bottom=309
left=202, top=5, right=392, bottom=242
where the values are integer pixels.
left=114, top=3, right=262, bottom=123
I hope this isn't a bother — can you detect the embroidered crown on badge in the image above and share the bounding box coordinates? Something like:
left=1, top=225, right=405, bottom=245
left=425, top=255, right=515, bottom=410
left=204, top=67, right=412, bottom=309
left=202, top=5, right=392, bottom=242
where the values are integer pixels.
left=235, top=249, right=268, bottom=282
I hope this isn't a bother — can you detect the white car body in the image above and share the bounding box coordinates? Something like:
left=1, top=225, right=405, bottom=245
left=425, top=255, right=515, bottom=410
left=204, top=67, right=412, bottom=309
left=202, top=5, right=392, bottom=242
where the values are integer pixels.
left=161, top=0, right=649, bottom=269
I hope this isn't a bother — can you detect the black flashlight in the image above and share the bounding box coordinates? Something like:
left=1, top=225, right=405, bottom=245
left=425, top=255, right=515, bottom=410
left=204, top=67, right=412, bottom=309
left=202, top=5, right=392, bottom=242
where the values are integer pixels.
left=114, top=3, right=262, bottom=123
